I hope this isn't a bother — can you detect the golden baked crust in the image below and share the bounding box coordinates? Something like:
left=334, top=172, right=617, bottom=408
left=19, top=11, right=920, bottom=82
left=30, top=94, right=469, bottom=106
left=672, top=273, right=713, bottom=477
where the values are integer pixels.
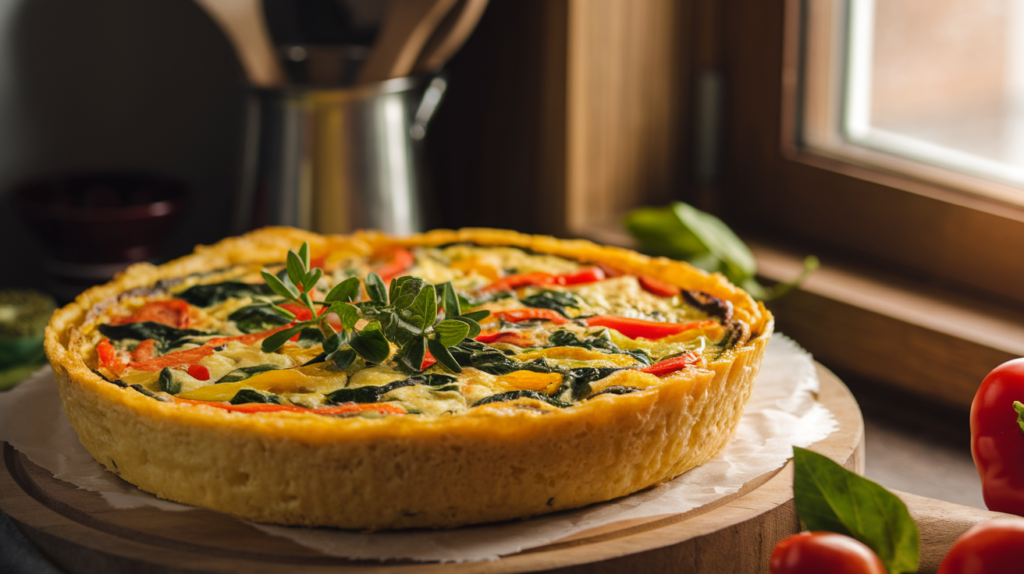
left=45, top=227, right=773, bottom=530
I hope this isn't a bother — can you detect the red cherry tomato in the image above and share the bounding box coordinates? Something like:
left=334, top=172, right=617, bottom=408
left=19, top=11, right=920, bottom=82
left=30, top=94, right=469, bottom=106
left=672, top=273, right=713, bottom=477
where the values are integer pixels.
left=770, top=532, right=886, bottom=574
left=937, top=518, right=1024, bottom=574
left=971, top=358, right=1024, bottom=516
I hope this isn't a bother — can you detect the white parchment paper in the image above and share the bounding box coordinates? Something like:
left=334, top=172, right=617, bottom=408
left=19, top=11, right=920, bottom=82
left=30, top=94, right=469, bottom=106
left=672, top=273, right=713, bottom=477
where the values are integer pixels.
left=0, top=335, right=836, bottom=562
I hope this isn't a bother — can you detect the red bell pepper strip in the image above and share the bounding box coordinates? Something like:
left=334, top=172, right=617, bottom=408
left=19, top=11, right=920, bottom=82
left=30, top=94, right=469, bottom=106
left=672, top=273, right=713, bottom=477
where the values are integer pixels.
left=640, top=352, right=700, bottom=376
left=557, top=266, right=606, bottom=285
left=375, top=249, right=415, bottom=283
left=493, top=309, right=568, bottom=325
left=475, top=331, right=537, bottom=347
left=187, top=364, right=211, bottom=381
left=111, top=299, right=192, bottom=328
left=971, top=358, right=1024, bottom=516
left=638, top=275, right=680, bottom=298
left=175, top=398, right=406, bottom=416
left=131, top=339, right=158, bottom=362
left=480, top=267, right=607, bottom=292
left=97, top=338, right=130, bottom=374
left=585, top=316, right=716, bottom=340
left=481, top=272, right=557, bottom=292
left=126, top=325, right=293, bottom=372
left=421, top=348, right=437, bottom=370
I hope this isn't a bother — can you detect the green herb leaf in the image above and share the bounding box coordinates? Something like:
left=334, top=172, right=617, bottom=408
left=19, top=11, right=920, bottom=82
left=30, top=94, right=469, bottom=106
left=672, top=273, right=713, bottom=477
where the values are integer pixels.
left=302, top=267, right=323, bottom=293
left=365, top=272, right=389, bottom=305
left=394, top=336, right=427, bottom=372
left=459, top=310, right=490, bottom=323
left=406, top=284, right=437, bottom=332
left=261, top=325, right=305, bottom=353
left=441, top=282, right=461, bottom=317
left=325, top=276, right=361, bottom=303
left=286, top=250, right=307, bottom=287
left=322, top=332, right=342, bottom=353
left=452, top=316, right=482, bottom=339
left=435, top=319, right=470, bottom=347
left=331, top=302, right=360, bottom=331
left=328, top=348, right=357, bottom=370
left=793, top=447, right=919, bottom=574
left=427, top=338, right=462, bottom=373
left=261, top=270, right=300, bottom=300
left=391, top=276, right=425, bottom=310
left=269, top=305, right=296, bottom=320
left=298, top=242, right=310, bottom=269
left=349, top=323, right=390, bottom=363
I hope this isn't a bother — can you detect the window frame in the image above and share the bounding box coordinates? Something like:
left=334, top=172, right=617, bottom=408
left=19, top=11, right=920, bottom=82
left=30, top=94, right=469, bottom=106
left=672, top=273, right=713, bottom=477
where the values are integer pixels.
left=720, top=0, right=1024, bottom=309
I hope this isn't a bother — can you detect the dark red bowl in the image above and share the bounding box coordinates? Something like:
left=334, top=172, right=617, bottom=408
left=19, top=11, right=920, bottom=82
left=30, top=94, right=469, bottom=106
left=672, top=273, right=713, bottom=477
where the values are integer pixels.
left=14, top=173, right=188, bottom=264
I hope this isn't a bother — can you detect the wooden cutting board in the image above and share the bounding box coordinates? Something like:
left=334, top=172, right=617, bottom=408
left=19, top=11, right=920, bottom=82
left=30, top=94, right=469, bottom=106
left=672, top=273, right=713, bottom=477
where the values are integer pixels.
left=0, top=365, right=867, bottom=573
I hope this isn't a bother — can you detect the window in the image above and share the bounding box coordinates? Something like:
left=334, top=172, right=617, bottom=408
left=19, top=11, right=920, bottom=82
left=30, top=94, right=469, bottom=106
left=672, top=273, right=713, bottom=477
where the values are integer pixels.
left=721, top=0, right=1024, bottom=308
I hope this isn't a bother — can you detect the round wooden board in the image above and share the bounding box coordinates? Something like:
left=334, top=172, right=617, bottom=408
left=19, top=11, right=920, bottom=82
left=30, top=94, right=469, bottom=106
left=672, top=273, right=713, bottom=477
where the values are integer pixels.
left=1, top=364, right=863, bottom=574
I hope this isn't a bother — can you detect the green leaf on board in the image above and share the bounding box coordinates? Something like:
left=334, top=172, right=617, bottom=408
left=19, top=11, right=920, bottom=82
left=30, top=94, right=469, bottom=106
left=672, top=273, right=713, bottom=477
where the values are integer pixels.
left=793, top=447, right=919, bottom=574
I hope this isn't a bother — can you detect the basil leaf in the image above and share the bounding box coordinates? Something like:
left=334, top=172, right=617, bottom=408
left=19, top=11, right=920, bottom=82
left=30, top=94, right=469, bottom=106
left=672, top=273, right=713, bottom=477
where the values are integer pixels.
left=350, top=323, right=390, bottom=364
left=793, top=447, right=919, bottom=574
left=298, top=242, right=310, bottom=270
left=262, top=270, right=300, bottom=300
left=261, top=325, right=305, bottom=353
left=427, top=338, right=462, bottom=373
left=435, top=319, right=470, bottom=347
left=394, top=336, right=427, bottom=373
left=325, top=276, right=360, bottom=303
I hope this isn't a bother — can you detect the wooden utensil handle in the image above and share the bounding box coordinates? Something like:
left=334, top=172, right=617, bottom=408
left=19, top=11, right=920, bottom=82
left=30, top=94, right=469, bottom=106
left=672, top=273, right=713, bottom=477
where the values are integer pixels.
left=895, top=489, right=1012, bottom=573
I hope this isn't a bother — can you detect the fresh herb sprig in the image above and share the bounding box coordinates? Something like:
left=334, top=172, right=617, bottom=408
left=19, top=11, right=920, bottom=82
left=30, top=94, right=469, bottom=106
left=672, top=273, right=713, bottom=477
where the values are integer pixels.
left=257, top=243, right=488, bottom=374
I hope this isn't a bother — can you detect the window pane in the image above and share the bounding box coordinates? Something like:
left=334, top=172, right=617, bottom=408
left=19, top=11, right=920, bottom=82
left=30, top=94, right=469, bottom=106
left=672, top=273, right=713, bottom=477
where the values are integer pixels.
left=844, top=0, right=1024, bottom=189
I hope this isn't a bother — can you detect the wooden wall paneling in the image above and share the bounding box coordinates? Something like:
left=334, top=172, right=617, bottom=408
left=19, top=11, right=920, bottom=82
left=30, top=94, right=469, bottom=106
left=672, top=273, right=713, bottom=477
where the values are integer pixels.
left=565, top=0, right=691, bottom=235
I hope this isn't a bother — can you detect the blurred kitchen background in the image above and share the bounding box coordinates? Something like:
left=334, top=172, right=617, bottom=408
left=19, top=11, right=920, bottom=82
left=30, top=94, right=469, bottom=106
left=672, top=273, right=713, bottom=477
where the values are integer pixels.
left=4, top=0, right=1024, bottom=510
